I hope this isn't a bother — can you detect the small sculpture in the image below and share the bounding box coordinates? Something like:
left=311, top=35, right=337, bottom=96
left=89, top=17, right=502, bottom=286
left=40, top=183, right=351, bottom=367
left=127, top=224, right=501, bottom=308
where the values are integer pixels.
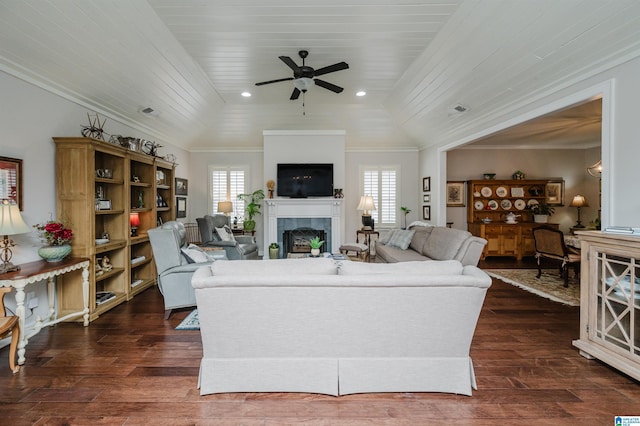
left=266, top=179, right=275, bottom=199
left=101, top=256, right=113, bottom=272
left=81, top=113, right=107, bottom=141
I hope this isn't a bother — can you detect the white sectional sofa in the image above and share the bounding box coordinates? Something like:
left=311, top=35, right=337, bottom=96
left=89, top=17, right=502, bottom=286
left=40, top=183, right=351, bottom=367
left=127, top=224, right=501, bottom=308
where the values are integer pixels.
left=191, top=257, right=492, bottom=396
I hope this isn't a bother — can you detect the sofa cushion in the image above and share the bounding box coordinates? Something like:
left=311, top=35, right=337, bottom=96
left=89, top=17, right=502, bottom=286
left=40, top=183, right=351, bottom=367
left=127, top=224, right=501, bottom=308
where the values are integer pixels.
left=422, top=227, right=472, bottom=261
left=378, top=229, right=397, bottom=245
left=387, top=229, right=415, bottom=250
left=211, top=257, right=337, bottom=276
left=376, top=244, right=430, bottom=263
left=409, top=227, right=432, bottom=253
left=339, top=259, right=463, bottom=276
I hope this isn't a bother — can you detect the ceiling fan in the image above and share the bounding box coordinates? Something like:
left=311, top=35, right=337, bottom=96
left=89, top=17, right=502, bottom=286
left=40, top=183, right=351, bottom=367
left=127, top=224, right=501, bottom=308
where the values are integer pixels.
left=255, top=50, right=349, bottom=100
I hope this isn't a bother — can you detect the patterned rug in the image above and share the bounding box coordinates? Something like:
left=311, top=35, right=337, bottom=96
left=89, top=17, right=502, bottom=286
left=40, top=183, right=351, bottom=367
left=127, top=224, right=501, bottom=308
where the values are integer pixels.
left=485, top=269, right=580, bottom=306
left=175, top=309, right=200, bottom=330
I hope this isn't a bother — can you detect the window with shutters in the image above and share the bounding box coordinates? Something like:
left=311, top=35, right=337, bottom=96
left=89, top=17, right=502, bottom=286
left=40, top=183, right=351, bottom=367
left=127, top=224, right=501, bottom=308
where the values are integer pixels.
left=209, top=166, right=248, bottom=218
left=361, top=166, right=399, bottom=227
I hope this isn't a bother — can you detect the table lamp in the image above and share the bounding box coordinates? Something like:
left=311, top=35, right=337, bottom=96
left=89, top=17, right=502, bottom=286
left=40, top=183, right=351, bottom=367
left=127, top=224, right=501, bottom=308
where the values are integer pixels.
left=129, top=212, right=140, bottom=237
left=357, top=195, right=376, bottom=230
left=0, top=199, right=32, bottom=274
left=570, top=195, right=588, bottom=228
left=217, top=201, right=233, bottom=216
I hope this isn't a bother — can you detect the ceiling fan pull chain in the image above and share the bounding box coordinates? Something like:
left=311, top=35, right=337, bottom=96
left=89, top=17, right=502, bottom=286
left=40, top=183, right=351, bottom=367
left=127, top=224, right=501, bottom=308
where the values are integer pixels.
left=302, top=92, right=306, bottom=116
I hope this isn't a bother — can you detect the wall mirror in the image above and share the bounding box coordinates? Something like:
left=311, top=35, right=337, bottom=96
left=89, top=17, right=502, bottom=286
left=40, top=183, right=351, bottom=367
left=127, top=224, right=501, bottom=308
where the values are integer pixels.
left=0, top=156, right=23, bottom=210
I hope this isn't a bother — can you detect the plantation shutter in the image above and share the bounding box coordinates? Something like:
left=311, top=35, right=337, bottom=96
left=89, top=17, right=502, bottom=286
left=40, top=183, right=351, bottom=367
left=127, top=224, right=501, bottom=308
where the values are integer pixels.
left=210, top=167, right=247, bottom=218
left=361, top=167, right=398, bottom=227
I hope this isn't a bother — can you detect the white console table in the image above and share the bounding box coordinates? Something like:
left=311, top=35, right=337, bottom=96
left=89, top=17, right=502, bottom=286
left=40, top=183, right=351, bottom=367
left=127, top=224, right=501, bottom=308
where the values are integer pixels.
left=0, top=257, right=90, bottom=365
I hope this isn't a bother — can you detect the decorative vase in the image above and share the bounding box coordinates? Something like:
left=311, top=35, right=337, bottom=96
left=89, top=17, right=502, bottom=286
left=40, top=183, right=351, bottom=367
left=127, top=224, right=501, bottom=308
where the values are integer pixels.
left=534, top=214, right=549, bottom=224
left=38, top=244, right=72, bottom=262
left=310, top=248, right=321, bottom=257
left=269, top=247, right=279, bottom=259
left=243, top=219, right=256, bottom=232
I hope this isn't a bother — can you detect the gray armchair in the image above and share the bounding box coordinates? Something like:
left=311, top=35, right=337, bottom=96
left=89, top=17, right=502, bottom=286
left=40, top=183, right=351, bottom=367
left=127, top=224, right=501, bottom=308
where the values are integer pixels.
left=196, top=214, right=259, bottom=260
left=148, top=221, right=213, bottom=319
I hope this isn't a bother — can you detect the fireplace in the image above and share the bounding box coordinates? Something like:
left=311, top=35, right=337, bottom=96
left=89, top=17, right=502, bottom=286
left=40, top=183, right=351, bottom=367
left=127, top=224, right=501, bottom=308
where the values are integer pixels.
left=264, top=199, right=344, bottom=256
left=283, top=228, right=327, bottom=255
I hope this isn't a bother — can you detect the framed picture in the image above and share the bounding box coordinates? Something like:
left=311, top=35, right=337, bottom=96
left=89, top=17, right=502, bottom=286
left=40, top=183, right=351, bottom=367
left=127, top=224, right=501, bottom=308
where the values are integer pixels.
left=98, top=200, right=112, bottom=210
left=176, top=196, right=187, bottom=218
left=545, top=179, right=565, bottom=206
left=423, top=194, right=430, bottom=203
left=422, top=205, right=431, bottom=220
left=0, top=156, right=23, bottom=210
left=175, top=177, right=188, bottom=196
left=422, top=177, right=431, bottom=192
left=446, top=181, right=466, bottom=207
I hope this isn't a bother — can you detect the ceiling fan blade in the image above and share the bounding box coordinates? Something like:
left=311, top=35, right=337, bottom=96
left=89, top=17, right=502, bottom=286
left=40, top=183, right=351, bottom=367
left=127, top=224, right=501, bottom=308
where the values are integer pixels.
left=313, top=79, right=344, bottom=93
left=313, top=61, right=349, bottom=77
left=255, top=77, right=294, bottom=86
left=279, top=56, right=300, bottom=73
left=290, top=88, right=301, bottom=100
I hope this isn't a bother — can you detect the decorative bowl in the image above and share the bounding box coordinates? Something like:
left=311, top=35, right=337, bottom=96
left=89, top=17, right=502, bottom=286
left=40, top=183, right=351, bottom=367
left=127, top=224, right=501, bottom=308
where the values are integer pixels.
left=95, top=238, right=110, bottom=245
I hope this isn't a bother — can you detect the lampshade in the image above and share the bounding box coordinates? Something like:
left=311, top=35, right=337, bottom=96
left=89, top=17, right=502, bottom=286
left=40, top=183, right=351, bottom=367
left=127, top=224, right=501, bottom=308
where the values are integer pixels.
left=0, top=199, right=31, bottom=273
left=217, top=201, right=233, bottom=214
left=356, top=195, right=376, bottom=213
left=129, top=212, right=141, bottom=227
left=570, top=195, right=588, bottom=208
left=0, top=199, right=31, bottom=235
left=587, top=160, right=602, bottom=177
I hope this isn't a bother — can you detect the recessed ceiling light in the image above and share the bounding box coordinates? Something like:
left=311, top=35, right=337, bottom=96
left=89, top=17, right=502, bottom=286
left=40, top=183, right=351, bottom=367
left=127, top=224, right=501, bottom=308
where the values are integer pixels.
left=356, top=91, right=366, bottom=97
left=241, top=91, right=252, bottom=97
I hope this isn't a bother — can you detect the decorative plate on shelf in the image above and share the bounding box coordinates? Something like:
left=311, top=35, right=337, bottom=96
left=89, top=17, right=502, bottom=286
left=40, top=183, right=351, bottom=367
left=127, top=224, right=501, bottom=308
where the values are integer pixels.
left=481, top=187, right=492, bottom=197
left=514, top=199, right=526, bottom=210
left=487, top=200, right=499, bottom=210
left=500, top=199, right=512, bottom=210
left=511, top=187, right=525, bottom=197
left=474, top=200, right=485, bottom=210
left=496, top=186, right=508, bottom=197
left=527, top=199, right=539, bottom=207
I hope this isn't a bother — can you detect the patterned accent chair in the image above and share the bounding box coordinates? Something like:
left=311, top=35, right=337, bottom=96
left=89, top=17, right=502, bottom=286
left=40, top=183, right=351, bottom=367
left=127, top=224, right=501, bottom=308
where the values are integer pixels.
left=532, top=226, right=580, bottom=287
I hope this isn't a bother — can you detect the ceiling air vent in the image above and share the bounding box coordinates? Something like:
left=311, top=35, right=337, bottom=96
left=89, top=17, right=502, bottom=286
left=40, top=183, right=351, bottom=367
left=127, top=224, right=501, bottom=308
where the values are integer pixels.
left=139, top=106, right=159, bottom=117
left=449, top=103, right=470, bottom=114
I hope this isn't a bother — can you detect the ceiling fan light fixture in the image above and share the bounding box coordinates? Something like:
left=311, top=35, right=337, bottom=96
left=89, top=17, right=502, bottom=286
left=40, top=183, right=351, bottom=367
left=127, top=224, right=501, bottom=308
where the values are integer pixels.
left=293, top=77, right=314, bottom=92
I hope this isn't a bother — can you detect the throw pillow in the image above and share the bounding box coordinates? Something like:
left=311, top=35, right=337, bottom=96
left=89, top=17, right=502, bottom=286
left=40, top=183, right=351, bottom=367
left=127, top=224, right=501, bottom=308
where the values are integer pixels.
left=215, top=226, right=235, bottom=242
left=181, top=245, right=210, bottom=263
left=378, top=229, right=397, bottom=245
left=387, top=229, right=415, bottom=250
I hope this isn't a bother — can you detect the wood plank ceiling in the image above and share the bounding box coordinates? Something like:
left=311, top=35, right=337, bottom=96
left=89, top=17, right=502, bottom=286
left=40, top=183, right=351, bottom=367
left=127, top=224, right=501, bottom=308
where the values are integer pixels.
left=0, top=0, right=638, bottom=151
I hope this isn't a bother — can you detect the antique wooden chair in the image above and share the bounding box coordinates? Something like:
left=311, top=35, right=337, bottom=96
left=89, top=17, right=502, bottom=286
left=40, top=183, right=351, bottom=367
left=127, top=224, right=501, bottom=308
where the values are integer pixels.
left=532, top=226, right=581, bottom=287
left=0, top=287, right=20, bottom=373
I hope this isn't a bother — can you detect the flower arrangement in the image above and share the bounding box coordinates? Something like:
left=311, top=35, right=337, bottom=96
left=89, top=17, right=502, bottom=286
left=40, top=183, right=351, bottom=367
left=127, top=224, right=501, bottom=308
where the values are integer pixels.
left=34, top=220, right=73, bottom=246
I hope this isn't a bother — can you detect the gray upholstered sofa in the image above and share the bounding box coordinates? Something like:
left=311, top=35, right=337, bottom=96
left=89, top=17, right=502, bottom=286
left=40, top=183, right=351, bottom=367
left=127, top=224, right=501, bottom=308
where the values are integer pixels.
left=191, top=257, right=492, bottom=396
left=375, top=224, right=487, bottom=266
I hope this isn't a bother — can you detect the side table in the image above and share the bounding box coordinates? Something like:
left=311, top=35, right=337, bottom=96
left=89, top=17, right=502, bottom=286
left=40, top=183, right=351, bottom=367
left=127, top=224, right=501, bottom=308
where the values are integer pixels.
left=0, top=257, right=90, bottom=366
left=356, top=230, right=380, bottom=262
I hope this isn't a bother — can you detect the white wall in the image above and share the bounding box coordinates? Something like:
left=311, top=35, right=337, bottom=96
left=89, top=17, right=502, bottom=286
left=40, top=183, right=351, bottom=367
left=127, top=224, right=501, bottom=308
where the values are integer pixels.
left=0, top=70, right=189, bottom=339
left=423, top=56, right=640, bottom=230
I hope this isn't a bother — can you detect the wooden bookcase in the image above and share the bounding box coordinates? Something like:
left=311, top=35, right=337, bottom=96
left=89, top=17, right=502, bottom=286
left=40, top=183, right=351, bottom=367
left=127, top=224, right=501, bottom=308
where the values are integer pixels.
left=53, top=137, right=175, bottom=321
left=466, top=179, right=558, bottom=259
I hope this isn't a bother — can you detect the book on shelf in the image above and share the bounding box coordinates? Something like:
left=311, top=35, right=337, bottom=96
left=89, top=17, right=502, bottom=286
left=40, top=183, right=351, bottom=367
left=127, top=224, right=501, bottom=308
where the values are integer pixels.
left=96, top=291, right=116, bottom=305
left=131, top=279, right=144, bottom=288
left=131, top=256, right=146, bottom=265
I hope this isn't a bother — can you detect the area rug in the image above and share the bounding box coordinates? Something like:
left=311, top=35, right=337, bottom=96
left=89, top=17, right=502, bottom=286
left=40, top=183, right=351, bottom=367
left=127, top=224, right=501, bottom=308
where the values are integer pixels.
left=485, top=269, right=580, bottom=306
left=176, top=309, right=200, bottom=330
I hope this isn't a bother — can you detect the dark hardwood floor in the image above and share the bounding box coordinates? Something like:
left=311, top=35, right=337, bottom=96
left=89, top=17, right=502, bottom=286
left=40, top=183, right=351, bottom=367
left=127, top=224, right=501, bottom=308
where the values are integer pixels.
left=1, top=259, right=639, bottom=425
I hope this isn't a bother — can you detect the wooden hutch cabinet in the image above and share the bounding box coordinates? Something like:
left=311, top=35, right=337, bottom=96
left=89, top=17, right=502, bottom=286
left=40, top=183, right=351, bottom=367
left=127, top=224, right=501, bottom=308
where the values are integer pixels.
left=573, top=231, right=640, bottom=381
left=53, top=137, right=175, bottom=321
left=466, top=179, right=558, bottom=260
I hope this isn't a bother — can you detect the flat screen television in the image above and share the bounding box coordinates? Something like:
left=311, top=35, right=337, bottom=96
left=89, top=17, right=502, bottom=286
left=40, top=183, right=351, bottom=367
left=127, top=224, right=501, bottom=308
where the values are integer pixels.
left=277, top=163, right=334, bottom=198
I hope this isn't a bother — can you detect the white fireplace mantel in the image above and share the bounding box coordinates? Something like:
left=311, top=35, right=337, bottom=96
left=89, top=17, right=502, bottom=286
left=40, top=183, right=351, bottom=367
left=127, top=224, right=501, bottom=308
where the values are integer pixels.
left=264, top=198, right=344, bottom=254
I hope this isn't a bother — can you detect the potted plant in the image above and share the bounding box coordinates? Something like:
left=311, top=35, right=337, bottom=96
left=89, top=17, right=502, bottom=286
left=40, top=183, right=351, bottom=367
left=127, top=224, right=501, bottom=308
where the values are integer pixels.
left=530, top=203, right=555, bottom=223
left=308, top=236, right=324, bottom=257
left=400, top=206, right=411, bottom=229
left=237, top=189, right=265, bottom=232
left=268, top=242, right=279, bottom=259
